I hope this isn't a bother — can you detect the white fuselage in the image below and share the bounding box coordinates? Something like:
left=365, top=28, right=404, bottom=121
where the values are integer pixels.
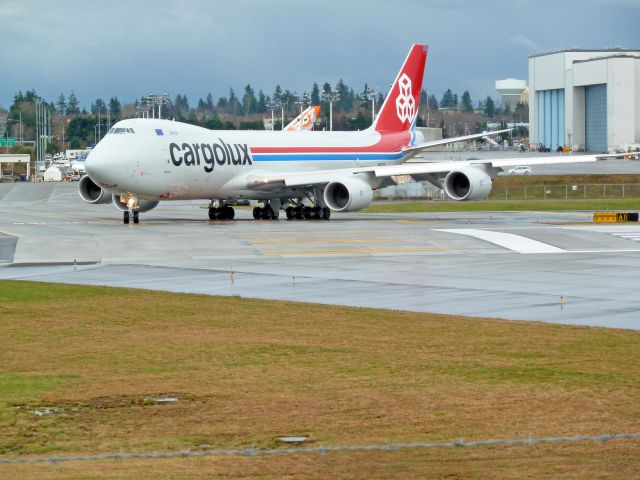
left=86, top=118, right=419, bottom=201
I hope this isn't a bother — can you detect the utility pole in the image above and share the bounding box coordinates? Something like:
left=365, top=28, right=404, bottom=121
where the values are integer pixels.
left=321, top=89, right=340, bottom=131
left=266, top=102, right=278, bottom=131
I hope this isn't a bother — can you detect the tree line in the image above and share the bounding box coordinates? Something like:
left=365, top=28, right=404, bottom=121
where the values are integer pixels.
left=1, top=82, right=528, bottom=153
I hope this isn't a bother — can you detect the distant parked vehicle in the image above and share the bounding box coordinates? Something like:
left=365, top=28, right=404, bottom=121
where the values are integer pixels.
left=508, top=166, right=532, bottom=175
left=537, top=144, right=551, bottom=152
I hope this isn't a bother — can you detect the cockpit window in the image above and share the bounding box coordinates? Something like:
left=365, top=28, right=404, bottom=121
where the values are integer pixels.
left=109, top=127, right=136, bottom=135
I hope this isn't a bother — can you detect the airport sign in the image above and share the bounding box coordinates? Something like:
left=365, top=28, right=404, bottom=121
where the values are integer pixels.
left=0, top=138, right=15, bottom=147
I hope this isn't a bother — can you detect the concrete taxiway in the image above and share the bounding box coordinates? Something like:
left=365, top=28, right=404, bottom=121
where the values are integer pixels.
left=1, top=183, right=640, bottom=330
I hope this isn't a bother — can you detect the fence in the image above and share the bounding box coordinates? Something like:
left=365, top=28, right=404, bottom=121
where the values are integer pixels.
left=1, top=432, right=639, bottom=465
left=375, top=183, right=640, bottom=201
left=491, top=184, right=640, bottom=201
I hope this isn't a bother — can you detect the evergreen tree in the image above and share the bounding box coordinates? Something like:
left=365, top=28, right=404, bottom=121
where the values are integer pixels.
left=91, top=98, right=106, bottom=115
left=452, top=93, right=458, bottom=109
left=108, top=97, right=121, bottom=116
left=273, top=84, right=282, bottom=104
left=257, top=90, right=267, bottom=113
left=311, top=82, right=320, bottom=105
left=428, top=94, right=439, bottom=112
left=67, top=91, right=80, bottom=114
left=227, top=88, right=241, bottom=115
left=56, top=93, right=67, bottom=115
left=440, top=89, right=454, bottom=108
left=461, top=90, right=473, bottom=112
left=513, top=102, right=528, bottom=122
left=242, top=84, right=257, bottom=114
left=484, top=96, right=496, bottom=117
left=206, top=93, right=214, bottom=110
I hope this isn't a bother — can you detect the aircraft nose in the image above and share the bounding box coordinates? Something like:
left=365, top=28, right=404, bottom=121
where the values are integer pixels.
left=85, top=146, right=111, bottom=184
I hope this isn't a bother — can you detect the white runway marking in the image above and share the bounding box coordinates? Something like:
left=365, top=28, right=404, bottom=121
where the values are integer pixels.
left=436, top=229, right=566, bottom=253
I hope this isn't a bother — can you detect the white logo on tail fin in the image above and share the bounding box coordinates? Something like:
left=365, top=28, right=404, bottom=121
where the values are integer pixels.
left=395, top=73, right=417, bottom=124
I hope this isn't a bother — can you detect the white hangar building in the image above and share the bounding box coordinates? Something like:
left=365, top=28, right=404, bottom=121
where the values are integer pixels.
left=528, top=49, right=640, bottom=152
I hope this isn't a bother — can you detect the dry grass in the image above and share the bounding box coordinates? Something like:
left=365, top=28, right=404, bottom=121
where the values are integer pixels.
left=1, top=280, right=639, bottom=479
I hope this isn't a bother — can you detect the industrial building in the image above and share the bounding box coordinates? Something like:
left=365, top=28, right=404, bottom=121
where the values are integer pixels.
left=495, top=79, right=528, bottom=111
left=529, top=49, right=640, bottom=152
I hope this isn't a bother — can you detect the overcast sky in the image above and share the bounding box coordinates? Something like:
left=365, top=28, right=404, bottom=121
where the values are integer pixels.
left=1, top=0, right=638, bottom=110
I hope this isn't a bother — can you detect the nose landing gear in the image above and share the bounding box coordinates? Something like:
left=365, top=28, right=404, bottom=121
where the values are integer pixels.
left=123, top=210, right=140, bottom=224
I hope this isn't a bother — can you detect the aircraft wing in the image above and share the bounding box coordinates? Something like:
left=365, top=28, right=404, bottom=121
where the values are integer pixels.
left=404, top=128, right=512, bottom=153
left=244, top=155, right=601, bottom=189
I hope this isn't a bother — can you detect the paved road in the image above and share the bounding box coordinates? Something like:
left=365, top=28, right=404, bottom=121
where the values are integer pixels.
left=1, top=183, right=639, bottom=330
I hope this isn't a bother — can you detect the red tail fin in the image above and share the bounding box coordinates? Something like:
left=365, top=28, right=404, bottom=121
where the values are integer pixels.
left=373, top=44, right=427, bottom=133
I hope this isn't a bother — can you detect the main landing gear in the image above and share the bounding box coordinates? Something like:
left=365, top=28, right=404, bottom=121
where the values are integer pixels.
left=285, top=205, right=330, bottom=220
left=123, top=210, right=139, bottom=224
left=208, top=204, right=235, bottom=221
left=253, top=204, right=280, bottom=220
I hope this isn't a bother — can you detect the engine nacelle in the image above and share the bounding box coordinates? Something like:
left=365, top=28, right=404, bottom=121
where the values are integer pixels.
left=323, top=177, right=373, bottom=212
left=112, top=194, right=159, bottom=213
left=443, top=167, right=493, bottom=201
left=78, top=175, right=112, bottom=204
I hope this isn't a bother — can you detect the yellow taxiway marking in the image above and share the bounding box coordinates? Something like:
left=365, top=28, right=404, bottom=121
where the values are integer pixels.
left=263, top=247, right=445, bottom=256
left=251, top=239, right=400, bottom=245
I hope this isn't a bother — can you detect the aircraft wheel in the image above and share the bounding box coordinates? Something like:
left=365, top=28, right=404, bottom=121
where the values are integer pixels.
left=133, top=211, right=140, bottom=224
left=303, top=206, right=312, bottom=220
left=223, top=206, right=235, bottom=220
left=312, top=206, right=321, bottom=220
left=322, top=208, right=331, bottom=220
left=123, top=211, right=130, bottom=224
left=294, top=206, right=304, bottom=220
left=262, top=206, right=273, bottom=220
left=285, top=206, right=294, bottom=220
left=208, top=207, right=218, bottom=220
left=253, top=206, right=262, bottom=220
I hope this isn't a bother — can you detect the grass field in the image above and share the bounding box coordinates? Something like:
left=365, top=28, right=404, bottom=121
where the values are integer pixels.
left=1, top=280, right=640, bottom=479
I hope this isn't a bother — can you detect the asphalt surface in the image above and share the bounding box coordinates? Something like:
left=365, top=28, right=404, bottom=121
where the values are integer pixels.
left=1, top=182, right=640, bottom=330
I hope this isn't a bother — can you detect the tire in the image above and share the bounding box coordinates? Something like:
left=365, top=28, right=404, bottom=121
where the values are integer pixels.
left=285, top=206, right=294, bottom=220
left=209, top=208, right=217, bottom=220
left=123, top=211, right=130, bottom=224
left=313, top=206, right=321, bottom=220
left=224, top=206, right=235, bottom=220
left=303, top=206, right=312, bottom=220
left=322, top=208, right=331, bottom=220
left=133, top=211, right=140, bottom=224
left=294, top=207, right=304, bottom=220
left=253, top=206, right=262, bottom=220
left=262, top=207, right=273, bottom=220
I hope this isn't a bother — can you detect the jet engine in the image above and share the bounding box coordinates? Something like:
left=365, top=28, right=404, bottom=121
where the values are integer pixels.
left=323, top=177, right=373, bottom=212
left=78, top=175, right=112, bottom=204
left=443, top=167, right=492, bottom=201
left=112, top=194, right=159, bottom=213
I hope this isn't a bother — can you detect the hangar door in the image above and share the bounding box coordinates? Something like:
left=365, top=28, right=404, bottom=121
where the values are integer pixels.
left=536, top=89, right=564, bottom=149
left=585, top=84, right=607, bottom=152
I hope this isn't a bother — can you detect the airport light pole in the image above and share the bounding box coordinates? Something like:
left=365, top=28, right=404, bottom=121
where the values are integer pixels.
left=266, top=102, right=278, bottom=131
left=294, top=92, right=309, bottom=114
left=365, top=86, right=378, bottom=123
left=321, top=90, right=340, bottom=131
